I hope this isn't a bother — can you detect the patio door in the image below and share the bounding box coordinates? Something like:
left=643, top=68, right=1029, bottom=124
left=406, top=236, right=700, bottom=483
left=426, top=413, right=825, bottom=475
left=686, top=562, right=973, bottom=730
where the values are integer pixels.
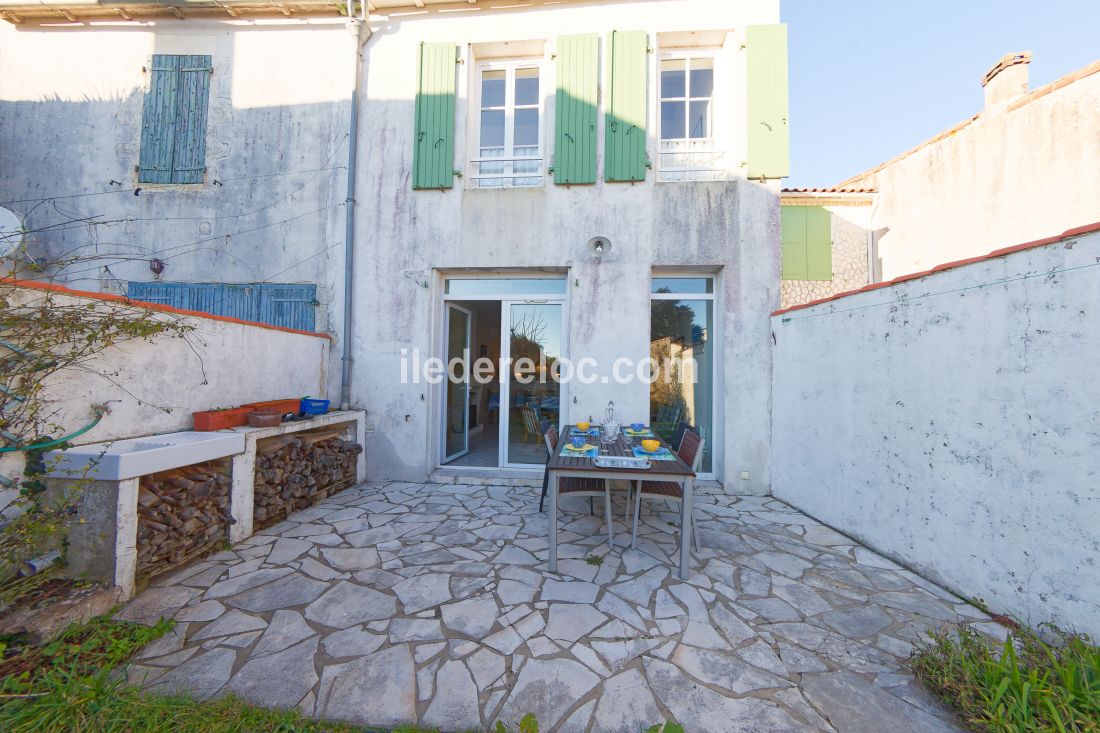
left=443, top=303, right=472, bottom=463
left=502, top=301, right=563, bottom=467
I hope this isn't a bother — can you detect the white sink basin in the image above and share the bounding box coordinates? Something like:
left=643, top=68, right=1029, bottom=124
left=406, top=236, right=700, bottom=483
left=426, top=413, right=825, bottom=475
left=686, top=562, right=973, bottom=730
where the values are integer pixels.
left=45, top=431, right=246, bottom=481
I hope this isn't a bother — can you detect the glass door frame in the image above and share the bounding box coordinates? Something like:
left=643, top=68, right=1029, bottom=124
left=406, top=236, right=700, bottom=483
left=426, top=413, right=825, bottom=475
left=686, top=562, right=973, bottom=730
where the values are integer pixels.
left=498, top=298, right=567, bottom=469
left=441, top=303, right=473, bottom=464
left=439, top=275, right=569, bottom=470
left=649, top=271, right=720, bottom=481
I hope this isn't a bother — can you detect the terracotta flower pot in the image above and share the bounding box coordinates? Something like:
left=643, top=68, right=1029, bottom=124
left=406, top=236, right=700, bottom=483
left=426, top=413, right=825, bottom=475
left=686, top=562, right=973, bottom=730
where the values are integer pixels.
left=247, top=409, right=283, bottom=428
left=193, top=407, right=251, bottom=431
left=242, top=399, right=301, bottom=416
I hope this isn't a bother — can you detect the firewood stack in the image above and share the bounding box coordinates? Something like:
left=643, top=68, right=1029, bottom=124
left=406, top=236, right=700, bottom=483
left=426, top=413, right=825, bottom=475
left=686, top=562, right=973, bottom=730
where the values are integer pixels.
left=136, top=459, right=231, bottom=579
left=253, top=430, right=361, bottom=528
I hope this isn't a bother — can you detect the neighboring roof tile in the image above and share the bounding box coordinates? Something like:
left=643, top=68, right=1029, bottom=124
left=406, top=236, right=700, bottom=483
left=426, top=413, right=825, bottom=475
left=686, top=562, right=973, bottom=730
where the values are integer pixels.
left=781, top=187, right=876, bottom=194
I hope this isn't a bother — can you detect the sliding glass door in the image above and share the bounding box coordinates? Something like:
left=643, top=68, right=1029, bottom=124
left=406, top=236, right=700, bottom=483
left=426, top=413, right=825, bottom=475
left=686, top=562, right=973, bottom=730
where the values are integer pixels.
left=504, top=302, right=563, bottom=467
left=441, top=277, right=567, bottom=469
left=650, top=277, right=715, bottom=474
left=443, top=303, right=472, bottom=463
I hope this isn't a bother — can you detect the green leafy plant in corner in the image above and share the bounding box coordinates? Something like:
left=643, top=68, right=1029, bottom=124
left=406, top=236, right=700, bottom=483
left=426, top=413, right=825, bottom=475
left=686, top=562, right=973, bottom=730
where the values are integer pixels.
left=911, top=621, right=1100, bottom=733
left=584, top=554, right=604, bottom=567
left=645, top=723, right=685, bottom=733
left=494, top=713, right=539, bottom=733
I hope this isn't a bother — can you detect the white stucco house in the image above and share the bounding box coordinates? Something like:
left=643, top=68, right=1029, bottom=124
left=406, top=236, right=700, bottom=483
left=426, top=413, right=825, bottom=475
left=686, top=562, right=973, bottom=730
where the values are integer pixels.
left=0, top=0, right=791, bottom=490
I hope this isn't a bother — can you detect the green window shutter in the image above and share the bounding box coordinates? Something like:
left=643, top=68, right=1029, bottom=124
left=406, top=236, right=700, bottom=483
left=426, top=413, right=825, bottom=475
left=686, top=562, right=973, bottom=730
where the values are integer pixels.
left=554, top=34, right=599, bottom=185
left=138, top=55, right=182, bottom=184
left=171, top=55, right=212, bottom=184
left=781, top=205, right=832, bottom=280
left=804, top=206, right=833, bottom=280
left=746, top=24, right=790, bottom=180
left=780, top=206, right=807, bottom=280
left=138, top=54, right=211, bottom=185
left=604, top=30, right=648, bottom=182
left=413, top=42, right=458, bottom=190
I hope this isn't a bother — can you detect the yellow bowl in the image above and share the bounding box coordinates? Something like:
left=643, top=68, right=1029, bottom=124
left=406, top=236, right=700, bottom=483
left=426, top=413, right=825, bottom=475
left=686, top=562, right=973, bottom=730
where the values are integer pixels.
left=641, top=439, right=661, bottom=453
left=575, top=422, right=590, bottom=432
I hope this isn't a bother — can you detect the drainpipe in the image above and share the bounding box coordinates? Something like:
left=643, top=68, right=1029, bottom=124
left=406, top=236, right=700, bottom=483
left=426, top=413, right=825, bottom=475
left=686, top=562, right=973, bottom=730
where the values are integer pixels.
left=340, top=2, right=371, bottom=410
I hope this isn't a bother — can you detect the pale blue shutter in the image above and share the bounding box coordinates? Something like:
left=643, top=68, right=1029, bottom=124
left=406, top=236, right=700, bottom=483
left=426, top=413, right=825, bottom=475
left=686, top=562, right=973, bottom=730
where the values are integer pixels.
left=138, top=55, right=181, bottom=184
left=127, top=282, right=316, bottom=331
left=137, top=54, right=211, bottom=185
left=171, top=55, right=212, bottom=184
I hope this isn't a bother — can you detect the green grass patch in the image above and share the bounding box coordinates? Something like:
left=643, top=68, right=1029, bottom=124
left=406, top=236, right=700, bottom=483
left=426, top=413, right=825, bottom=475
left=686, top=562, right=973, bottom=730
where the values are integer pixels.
left=0, top=614, right=560, bottom=733
left=911, top=622, right=1100, bottom=733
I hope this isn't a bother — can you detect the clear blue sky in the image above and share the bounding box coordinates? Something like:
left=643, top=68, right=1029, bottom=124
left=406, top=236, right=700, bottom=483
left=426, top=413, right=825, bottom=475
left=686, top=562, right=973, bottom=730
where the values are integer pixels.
left=782, top=0, right=1100, bottom=187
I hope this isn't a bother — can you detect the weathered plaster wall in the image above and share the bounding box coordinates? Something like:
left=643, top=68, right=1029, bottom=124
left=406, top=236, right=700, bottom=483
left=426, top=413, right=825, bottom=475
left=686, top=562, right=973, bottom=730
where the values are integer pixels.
left=771, top=228, right=1100, bottom=635
left=844, top=66, right=1100, bottom=281
left=780, top=204, right=870, bottom=308
left=0, top=19, right=351, bottom=340
left=0, top=284, right=329, bottom=519
left=354, top=0, right=781, bottom=490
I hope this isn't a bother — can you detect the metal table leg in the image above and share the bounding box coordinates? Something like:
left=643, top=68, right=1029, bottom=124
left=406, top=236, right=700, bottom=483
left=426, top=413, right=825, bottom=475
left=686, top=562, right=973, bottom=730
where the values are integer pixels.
left=678, top=476, right=694, bottom=580
left=548, top=470, right=558, bottom=572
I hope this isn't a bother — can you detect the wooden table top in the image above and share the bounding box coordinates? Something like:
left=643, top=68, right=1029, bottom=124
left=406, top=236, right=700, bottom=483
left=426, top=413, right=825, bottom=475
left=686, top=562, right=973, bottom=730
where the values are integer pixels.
left=546, top=426, right=694, bottom=477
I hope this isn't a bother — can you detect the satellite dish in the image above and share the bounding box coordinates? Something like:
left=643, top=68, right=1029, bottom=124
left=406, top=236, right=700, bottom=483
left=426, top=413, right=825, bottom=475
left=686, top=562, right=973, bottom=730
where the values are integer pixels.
left=0, top=206, right=24, bottom=260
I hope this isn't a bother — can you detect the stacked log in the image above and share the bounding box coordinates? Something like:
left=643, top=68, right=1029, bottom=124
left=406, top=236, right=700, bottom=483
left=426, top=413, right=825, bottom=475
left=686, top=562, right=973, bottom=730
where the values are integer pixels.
left=136, top=460, right=231, bottom=579
left=253, top=431, right=361, bottom=528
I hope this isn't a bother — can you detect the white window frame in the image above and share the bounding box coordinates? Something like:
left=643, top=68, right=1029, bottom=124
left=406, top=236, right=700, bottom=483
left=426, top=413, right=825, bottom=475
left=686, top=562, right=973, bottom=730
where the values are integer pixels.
left=657, top=48, right=725, bottom=181
left=469, top=58, right=546, bottom=188
left=649, top=273, right=719, bottom=480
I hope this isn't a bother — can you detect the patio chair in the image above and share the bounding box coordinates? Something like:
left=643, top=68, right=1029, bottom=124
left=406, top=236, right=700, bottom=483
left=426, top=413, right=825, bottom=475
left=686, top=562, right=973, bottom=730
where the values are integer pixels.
left=538, top=426, right=615, bottom=548
left=672, top=420, right=697, bottom=451
left=520, top=405, right=541, bottom=443
left=630, top=430, right=705, bottom=553
left=651, top=404, right=683, bottom=443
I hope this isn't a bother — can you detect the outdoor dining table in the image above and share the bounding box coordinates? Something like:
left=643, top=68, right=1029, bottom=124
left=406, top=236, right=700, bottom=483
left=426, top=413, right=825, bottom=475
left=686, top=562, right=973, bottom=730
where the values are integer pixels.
left=546, top=426, right=697, bottom=580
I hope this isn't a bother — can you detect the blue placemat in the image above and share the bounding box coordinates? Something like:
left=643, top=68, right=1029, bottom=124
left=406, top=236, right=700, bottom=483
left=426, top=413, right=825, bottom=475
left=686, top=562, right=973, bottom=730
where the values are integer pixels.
left=632, top=445, right=675, bottom=461
left=623, top=427, right=656, bottom=438
left=561, top=444, right=598, bottom=458
left=571, top=426, right=599, bottom=437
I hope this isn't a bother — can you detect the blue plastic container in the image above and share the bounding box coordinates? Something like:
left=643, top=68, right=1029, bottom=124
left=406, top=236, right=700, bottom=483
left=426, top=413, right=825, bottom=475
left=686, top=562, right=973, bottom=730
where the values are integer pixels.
left=300, top=398, right=330, bottom=415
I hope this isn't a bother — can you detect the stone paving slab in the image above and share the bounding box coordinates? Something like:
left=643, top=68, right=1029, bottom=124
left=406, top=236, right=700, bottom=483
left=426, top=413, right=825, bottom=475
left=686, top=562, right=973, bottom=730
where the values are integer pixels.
left=121, top=481, right=987, bottom=732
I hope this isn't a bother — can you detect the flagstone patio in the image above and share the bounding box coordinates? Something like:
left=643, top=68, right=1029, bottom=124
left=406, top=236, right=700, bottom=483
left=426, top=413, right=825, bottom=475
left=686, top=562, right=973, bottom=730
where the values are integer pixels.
left=118, top=481, right=996, bottom=732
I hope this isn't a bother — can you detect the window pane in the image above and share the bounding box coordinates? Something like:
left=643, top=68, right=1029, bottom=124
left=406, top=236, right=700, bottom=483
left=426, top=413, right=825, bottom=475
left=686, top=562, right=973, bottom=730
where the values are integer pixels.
left=480, top=109, right=505, bottom=148
left=650, top=298, right=713, bottom=473
left=661, top=100, right=685, bottom=140
left=481, top=69, right=505, bottom=108
left=514, top=108, right=539, bottom=147
left=660, top=59, right=686, bottom=99
left=689, top=60, right=714, bottom=98
left=651, top=277, right=713, bottom=294
left=689, top=99, right=709, bottom=139
left=446, top=278, right=567, bottom=296
left=515, top=68, right=539, bottom=106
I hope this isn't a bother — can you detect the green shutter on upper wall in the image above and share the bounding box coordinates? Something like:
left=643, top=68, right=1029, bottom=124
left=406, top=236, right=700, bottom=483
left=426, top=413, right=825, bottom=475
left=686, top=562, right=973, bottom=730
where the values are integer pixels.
left=605, top=30, right=648, bottom=182
left=554, top=34, right=599, bottom=185
left=746, top=24, right=790, bottom=180
left=781, top=205, right=832, bottom=281
left=413, top=42, right=458, bottom=190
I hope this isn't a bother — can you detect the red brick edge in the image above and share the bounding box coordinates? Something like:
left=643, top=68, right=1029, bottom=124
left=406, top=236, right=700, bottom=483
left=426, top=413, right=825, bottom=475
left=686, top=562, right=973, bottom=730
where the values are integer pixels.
left=5, top=278, right=333, bottom=341
left=772, top=220, right=1100, bottom=317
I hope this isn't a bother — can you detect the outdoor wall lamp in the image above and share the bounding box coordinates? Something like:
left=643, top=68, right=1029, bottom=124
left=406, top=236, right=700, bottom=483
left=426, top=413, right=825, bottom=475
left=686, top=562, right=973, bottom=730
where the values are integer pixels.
left=589, top=236, right=611, bottom=258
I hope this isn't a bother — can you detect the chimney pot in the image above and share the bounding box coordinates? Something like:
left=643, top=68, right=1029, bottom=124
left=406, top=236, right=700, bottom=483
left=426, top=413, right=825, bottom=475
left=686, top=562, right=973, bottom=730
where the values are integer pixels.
left=982, top=51, right=1031, bottom=109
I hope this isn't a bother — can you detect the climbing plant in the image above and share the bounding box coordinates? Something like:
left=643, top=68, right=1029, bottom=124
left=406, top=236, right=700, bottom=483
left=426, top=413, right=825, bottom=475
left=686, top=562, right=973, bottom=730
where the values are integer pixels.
left=0, top=266, right=194, bottom=567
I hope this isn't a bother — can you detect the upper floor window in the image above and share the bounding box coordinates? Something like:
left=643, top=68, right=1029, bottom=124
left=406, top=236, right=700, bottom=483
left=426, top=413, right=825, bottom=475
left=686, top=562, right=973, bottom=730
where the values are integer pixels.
left=472, top=60, right=544, bottom=188
left=138, top=54, right=212, bottom=184
left=658, top=51, right=723, bottom=181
